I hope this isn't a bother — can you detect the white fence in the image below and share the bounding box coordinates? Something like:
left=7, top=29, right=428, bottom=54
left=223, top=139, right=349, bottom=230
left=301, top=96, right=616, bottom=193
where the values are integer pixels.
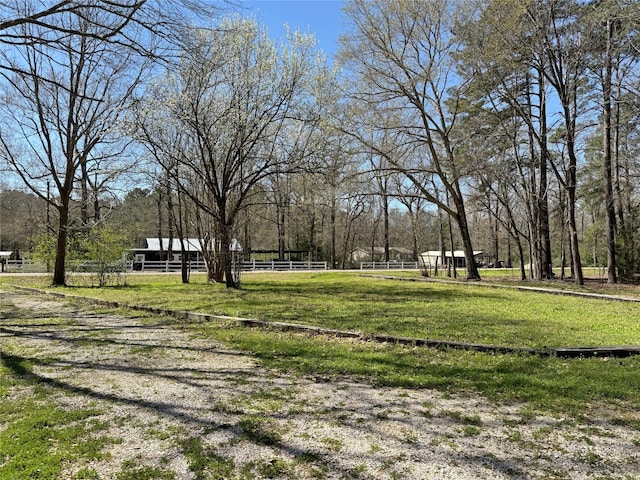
left=2, top=259, right=328, bottom=273
left=240, top=260, right=327, bottom=271
left=3, top=260, right=46, bottom=273
left=130, top=260, right=327, bottom=272
left=360, top=261, right=419, bottom=270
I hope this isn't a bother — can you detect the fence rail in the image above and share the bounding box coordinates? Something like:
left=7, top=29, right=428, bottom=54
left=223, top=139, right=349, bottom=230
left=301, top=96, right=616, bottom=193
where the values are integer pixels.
left=240, top=260, right=327, bottom=271
left=131, top=260, right=328, bottom=272
left=2, top=260, right=45, bottom=273
left=129, top=260, right=202, bottom=272
left=2, top=259, right=328, bottom=273
left=360, top=261, right=419, bottom=270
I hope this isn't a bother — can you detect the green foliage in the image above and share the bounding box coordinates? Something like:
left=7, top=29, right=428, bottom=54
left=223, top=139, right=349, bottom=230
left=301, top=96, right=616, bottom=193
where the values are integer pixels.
left=30, top=225, right=131, bottom=285
left=581, top=220, right=606, bottom=266
left=30, top=231, right=57, bottom=271
left=0, top=190, right=47, bottom=253
left=69, top=226, right=130, bottom=287
left=108, top=188, right=159, bottom=243
left=80, top=226, right=129, bottom=265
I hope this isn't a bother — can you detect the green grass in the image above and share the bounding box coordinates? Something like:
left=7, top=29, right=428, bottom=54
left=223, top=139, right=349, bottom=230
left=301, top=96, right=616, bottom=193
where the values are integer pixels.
left=4, top=271, right=639, bottom=349
left=195, top=323, right=640, bottom=412
left=0, top=348, right=114, bottom=480
left=178, top=437, right=235, bottom=480
left=2, top=271, right=639, bottom=415
left=0, top=272, right=639, bottom=478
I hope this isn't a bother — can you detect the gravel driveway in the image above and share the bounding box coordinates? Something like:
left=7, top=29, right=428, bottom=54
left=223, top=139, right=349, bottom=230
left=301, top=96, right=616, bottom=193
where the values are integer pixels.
left=1, top=288, right=639, bottom=479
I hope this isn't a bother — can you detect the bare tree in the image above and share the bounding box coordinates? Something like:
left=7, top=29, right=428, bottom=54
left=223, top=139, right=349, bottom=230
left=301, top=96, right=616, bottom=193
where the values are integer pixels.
left=0, top=0, right=214, bottom=54
left=135, top=19, right=329, bottom=287
left=391, top=173, right=430, bottom=262
left=340, top=0, right=482, bottom=280
left=0, top=6, right=149, bottom=285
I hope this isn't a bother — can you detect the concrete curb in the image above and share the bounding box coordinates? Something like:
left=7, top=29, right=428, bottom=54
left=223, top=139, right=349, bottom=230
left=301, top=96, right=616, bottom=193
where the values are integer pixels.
left=10, top=286, right=640, bottom=359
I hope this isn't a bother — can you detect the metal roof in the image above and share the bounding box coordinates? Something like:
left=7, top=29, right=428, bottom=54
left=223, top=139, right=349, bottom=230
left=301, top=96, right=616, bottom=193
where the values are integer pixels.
left=144, top=238, right=202, bottom=252
left=135, top=238, right=242, bottom=252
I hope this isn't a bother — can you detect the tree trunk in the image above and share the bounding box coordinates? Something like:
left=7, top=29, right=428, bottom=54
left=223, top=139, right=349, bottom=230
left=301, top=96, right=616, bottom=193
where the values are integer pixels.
left=81, top=161, right=89, bottom=227
left=156, top=189, right=164, bottom=261
left=457, top=210, right=481, bottom=281
left=308, top=212, right=316, bottom=261
left=448, top=212, right=457, bottom=278
left=409, top=205, right=419, bottom=261
left=166, top=180, right=174, bottom=265
left=330, top=189, right=337, bottom=269
left=492, top=196, right=499, bottom=267
left=223, top=245, right=235, bottom=288
left=93, top=186, right=101, bottom=223
left=450, top=185, right=480, bottom=281
left=180, top=244, right=190, bottom=284
left=613, top=98, right=625, bottom=229
left=52, top=204, right=69, bottom=286
left=603, top=17, right=617, bottom=284
left=437, top=206, right=446, bottom=278
left=277, top=204, right=286, bottom=261
left=214, top=222, right=237, bottom=289
left=566, top=186, right=584, bottom=285
left=525, top=78, right=542, bottom=280
left=175, top=180, right=190, bottom=284
left=565, top=123, right=584, bottom=286
left=340, top=219, right=353, bottom=270
left=538, top=68, right=553, bottom=280
left=382, top=193, right=389, bottom=262
left=514, top=231, right=526, bottom=281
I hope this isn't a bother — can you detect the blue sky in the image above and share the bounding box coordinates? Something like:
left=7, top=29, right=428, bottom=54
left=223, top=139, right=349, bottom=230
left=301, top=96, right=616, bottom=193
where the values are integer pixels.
left=238, top=1, right=346, bottom=58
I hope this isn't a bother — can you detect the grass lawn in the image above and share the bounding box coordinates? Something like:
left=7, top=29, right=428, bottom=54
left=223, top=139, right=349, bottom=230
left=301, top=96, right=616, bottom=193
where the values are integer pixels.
left=2, top=271, right=640, bottom=413
left=197, top=324, right=640, bottom=413
left=2, top=282, right=639, bottom=480
left=4, top=271, right=638, bottom=349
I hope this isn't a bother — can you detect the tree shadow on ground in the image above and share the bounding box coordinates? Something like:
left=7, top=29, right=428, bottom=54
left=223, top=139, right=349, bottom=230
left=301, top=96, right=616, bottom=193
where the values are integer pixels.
left=0, top=294, right=540, bottom=479
left=2, top=290, right=637, bottom=479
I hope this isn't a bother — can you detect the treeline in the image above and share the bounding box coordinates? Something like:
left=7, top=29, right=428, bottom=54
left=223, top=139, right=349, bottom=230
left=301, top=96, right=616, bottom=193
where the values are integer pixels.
left=1, top=0, right=638, bottom=287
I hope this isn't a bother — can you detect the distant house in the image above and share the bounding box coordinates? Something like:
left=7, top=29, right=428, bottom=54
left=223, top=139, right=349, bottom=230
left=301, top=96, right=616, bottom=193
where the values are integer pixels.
left=350, top=248, right=370, bottom=262
left=419, top=250, right=484, bottom=269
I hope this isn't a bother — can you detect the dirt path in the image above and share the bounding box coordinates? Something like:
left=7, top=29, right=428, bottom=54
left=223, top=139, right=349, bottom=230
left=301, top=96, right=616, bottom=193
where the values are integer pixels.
left=1, top=288, right=639, bottom=480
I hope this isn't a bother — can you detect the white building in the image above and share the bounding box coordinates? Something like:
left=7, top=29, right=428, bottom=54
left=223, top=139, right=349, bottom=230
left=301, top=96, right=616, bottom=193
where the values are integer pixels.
left=419, top=250, right=484, bottom=269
